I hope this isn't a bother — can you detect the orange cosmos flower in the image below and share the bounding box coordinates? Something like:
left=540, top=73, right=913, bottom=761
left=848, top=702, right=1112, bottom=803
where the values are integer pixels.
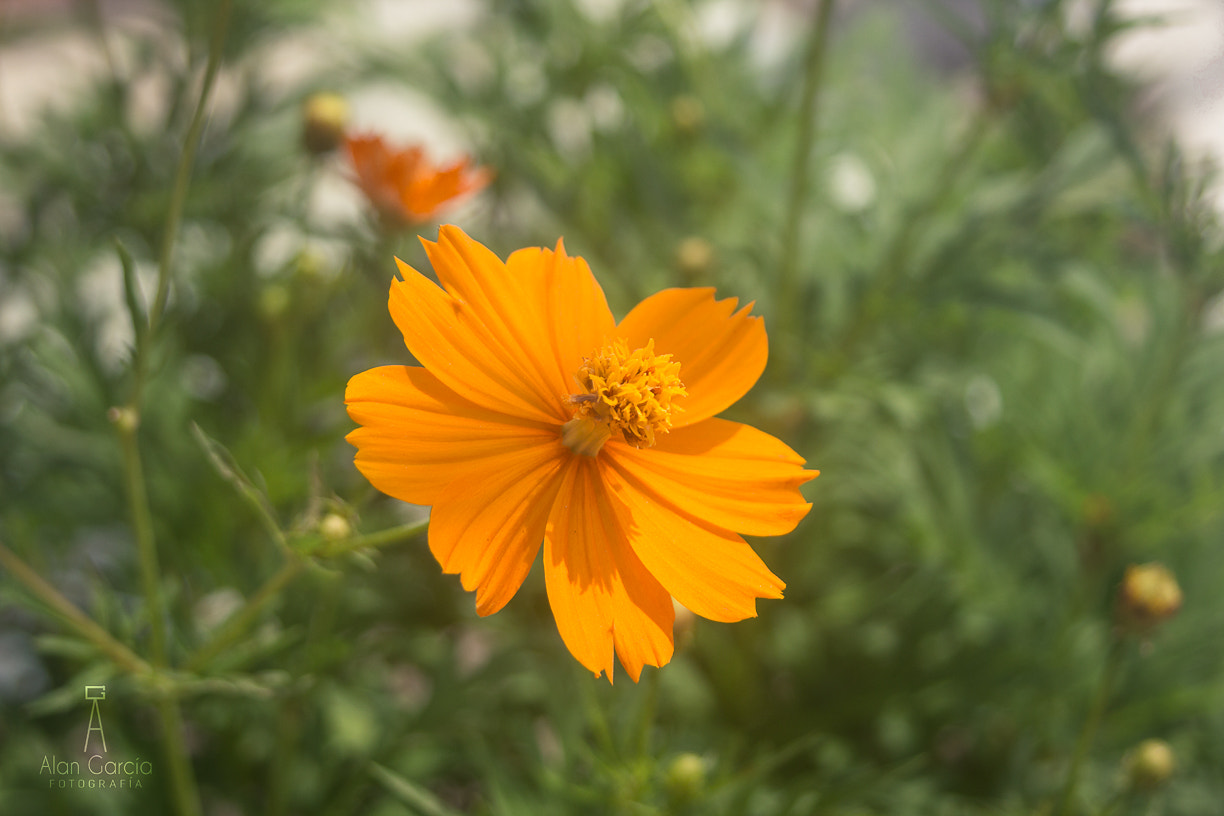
left=344, top=133, right=490, bottom=225
left=345, top=226, right=817, bottom=682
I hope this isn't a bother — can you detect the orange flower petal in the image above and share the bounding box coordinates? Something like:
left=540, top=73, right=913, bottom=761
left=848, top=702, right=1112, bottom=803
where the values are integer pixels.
left=421, top=228, right=564, bottom=411
left=404, top=160, right=491, bottom=221
left=544, top=458, right=674, bottom=682
left=391, top=227, right=619, bottom=425
left=345, top=134, right=488, bottom=223
left=420, top=226, right=615, bottom=415
left=345, top=365, right=554, bottom=506
left=602, top=461, right=785, bottom=623
left=389, top=259, right=559, bottom=424
left=505, top=239, right=617, bottom=397
left=615, top=288, right=767, bottom=427
left=429, top=441, right=568, bottom=617
left=605, top=418, right=817, bottom=537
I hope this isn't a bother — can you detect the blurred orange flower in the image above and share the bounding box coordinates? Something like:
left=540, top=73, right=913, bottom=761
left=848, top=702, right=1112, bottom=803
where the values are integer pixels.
left=346, top=226, right=817, bottom=682
left=344, top=134, right=490, bottom=225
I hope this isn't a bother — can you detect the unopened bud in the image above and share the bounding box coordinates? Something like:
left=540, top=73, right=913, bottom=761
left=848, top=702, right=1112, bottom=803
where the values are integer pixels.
left=664, top=753, right=706, bottom=803
left=319, top=513, right=352, bottom=542
left=294, top=249, right=325, bottom=282
left=1124, top=739, right=1174, bottom=790
left=670, top=95, right=704, bottom=136
left=1117, top=563, right=1182, bottom=633
left=674, top=237, right=713, bottom=280
left=107, top=405, right=140, bottom=433
left=258, top=285, right=290, bottom=322
left=302, top=92, right=349, bottom=155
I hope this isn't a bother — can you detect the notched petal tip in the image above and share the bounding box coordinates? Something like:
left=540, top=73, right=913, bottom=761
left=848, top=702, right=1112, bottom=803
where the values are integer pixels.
left=435, top=222, right=467, bottom=246
left=392, top=255, right=424, bottom=284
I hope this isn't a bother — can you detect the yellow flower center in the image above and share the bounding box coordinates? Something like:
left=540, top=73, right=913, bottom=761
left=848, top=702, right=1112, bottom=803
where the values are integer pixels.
left=560, top=338, right=687, bottom=457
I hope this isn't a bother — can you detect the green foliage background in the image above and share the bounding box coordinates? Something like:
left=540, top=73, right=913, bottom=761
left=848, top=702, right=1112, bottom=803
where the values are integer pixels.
left=2, top=0, right=1222, bottom=814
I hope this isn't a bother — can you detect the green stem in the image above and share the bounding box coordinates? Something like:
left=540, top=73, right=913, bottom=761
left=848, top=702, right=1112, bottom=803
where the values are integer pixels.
left=185, top=558, right=305, bottom=673
left=155, top=696, right=202, bottom=816
left=635, top=667, right=660, bottom=760
left=827, top=113, right=988, bottom=377
left=190, top=423, right=290, bottom=555
left=186, top=520, right=429, bottom=673
left=116, top=5, right=232, bottom=814
left=116, top=419, right=169, bottom=666
left=580, top=673, right=617, bottom=759
left=82, top=0, right=124, bottom=93
left=269, top=571, right=342, bottom=816
left=1055, top=638, right=1124, bottom=816
left=316, top=519, right=430, bottom=558
left=776, top=0, right=837, bottom=376
left=146, top=0, right=233, bottom=336
left=266, top=696, right=304, bottom=816
left=0, top=541, right=151, bottom=677
left=117, top=413, right=204, bottom=816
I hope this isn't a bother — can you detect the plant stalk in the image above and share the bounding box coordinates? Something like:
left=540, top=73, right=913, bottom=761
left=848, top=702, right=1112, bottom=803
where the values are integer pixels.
left=147, top=0, right=233, bottom=337
left=1055, top=638, right=1124, bottom=816
left=777, top=0, right=837, bottom=377
left=187, top=519, right=429, bottom=672
left=317, top=519, right=430, bottom=558
left=116, top=421, right=169, bottom=666
left=156, top=696, right=203, bottom=816
left=115, top=4, right=233, bottom=814
left=185, top=558, right=305, bottom=673
left=0, top=541, right=151, bottom=677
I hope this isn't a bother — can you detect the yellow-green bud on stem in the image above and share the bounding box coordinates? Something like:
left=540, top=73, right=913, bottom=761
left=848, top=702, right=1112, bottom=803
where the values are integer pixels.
left=319, top=513, right=352, bottom=542
left=107, top=405, right=140, bottom=433
left=665, top=753, right=706, bottom=803
left=1124, top=739, right=1174, bottom=790
left=670, top=95, right=705, bottom=136
left=258, top=285, right=291, bottom=323
left=1116, top=563, right=1182, bottom=634
left=675, top=237, right=714, bottom=280
left=302, top=92, right=349, bottom=155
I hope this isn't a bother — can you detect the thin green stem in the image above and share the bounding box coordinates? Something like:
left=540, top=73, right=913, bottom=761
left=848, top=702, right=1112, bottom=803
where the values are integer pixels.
left=82, top=0, right=124, bottom=92
left=112, top=5, right=232, bottom=815
left=146, top=0, right=233, bottom=337
left=186, top=520, right=429, bottom=673
left=580, top=674, right=617, bottom=759
left=266, top=696, right=304, bottom=816
left=156, top=696, right=202, bottom=816
left=826, top=113, right=988, bottom=377
left=0, top=541, right=151, bottom=677
left=114, top=420, right=167, bottom=667
left=635, top=667, right=660, bottom=760
left=191, top=423, right=290, bottom=555
left=186, top=558, right=306, bottom=673
left=1055, top=638, right=1124, bottom=816
left=316, top=519, right=430, bottom=558
left=269, top=571, right=342, bottom=816
left=116, top=418, right=204, bottom=816
left=776, top=0, right=837, bottom=377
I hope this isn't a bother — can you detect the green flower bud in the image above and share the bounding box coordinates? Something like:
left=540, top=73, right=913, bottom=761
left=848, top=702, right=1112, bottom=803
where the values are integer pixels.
left=665, top=753, right=706, bottom=803
left=319, top=513, right=352, bottom=542
left=302, top=92, right=349, bottom=155
left=675, top=237, right=714, bottom=280
left=1125, top=739, right=1175, bottom=790
left=1117, top=563, right=1182, bottom=634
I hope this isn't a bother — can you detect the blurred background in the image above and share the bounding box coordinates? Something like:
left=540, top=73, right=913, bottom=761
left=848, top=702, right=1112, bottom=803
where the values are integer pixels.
left=2, top=0, right=1224, bottom=814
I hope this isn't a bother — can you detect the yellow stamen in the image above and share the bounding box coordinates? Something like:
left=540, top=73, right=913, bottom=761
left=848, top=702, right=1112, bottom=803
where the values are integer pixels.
left=561, top=338, right=686, bottom=456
